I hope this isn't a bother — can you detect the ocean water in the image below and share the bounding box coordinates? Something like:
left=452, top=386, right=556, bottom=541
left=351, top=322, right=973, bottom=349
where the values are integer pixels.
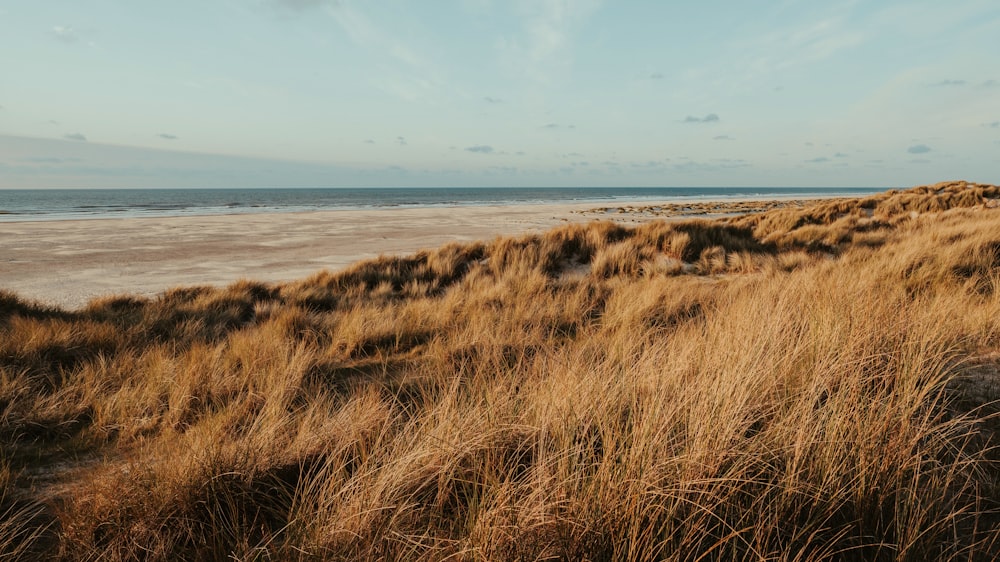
left=0, top=187, right=883, bottom=222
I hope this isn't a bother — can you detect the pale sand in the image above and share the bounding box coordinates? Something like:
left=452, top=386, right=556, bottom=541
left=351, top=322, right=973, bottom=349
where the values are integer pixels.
left=1, top=195, right=848, bottom=310
left=0, top=203, right=645, bottom=309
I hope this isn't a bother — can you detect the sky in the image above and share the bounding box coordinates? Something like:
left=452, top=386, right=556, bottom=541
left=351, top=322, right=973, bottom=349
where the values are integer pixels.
left=1, top=0, right=998, bottom=189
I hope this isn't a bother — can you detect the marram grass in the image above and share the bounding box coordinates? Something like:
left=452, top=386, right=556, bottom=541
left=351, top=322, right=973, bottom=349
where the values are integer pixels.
left=2, top=180, right=1000, bottom=560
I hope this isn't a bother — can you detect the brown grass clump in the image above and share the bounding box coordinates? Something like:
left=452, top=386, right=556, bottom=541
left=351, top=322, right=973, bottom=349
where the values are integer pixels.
left=2, top=180, right=1000, bottom=560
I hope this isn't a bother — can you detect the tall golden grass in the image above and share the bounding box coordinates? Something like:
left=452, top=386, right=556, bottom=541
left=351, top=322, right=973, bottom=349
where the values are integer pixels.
left=2, top=180, right=1000, bottom=560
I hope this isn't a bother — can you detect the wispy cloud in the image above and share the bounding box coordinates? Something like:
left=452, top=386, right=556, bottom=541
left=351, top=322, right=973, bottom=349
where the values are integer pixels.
left=541, top=123, right=575, bottom=130
left=51, top=25, right=79, bottom=43
left=18, top=157, right=80, bottom=164
left=498, top=0, right=603, bottom=81
left=50, top=25, right=96, bottom=48
left=486, top=165, right=518, bottom=174
left=673, top=159, right=750, bottom=173
left=741, top=10, right=865, bottom=78
left=396, top=136, right=407, bottom=146
left=983, top=121, right=1000, bottom=129
left=930, top=79, right=966, bottom=87
left=317, top=3, right=442, bottom=102
left=629, top=159, right=667, bottom=170
left=459, top=0, right=493, bottom=14
left=63, top=133, right=87, bottom=142
left=683, top=113, right=720, bottom=124
left=713, top=135, right=734, bottom=141
left=805, top=157, right=830, bottom=163
left=331, top=5, right=422, bottom=69
left=158, top=133, right=178, bottom=140
left=269, top=0, right=338, bottom=10
left=907, top=144, right=931, bottom=154
left=484, top=96, right=503, bottom=104
left=465, top=145, right=494, bottom=153
left=649, top=72, right=664, bottom=80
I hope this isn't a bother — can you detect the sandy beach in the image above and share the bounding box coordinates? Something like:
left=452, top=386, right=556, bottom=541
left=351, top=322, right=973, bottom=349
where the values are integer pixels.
left=0, top=203, right=617, bottom=309
left=0, top=196, right=841, bottom=309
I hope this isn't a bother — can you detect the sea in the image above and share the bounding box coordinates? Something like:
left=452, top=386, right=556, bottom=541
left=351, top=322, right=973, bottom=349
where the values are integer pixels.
left=0, top=187, right=883, bottom=222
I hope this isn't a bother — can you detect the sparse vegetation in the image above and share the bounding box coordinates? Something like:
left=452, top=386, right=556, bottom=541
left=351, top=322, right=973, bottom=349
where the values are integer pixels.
left=2, top=180, right=1000, bottom=560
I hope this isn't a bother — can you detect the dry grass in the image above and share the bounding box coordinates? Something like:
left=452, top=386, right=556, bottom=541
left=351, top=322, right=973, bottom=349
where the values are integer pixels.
left=2, top=180, right=1000, bottom=560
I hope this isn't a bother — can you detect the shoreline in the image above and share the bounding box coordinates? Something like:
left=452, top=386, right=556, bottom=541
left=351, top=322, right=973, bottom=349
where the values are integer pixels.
left=0, top=188, right=884, bottom=224
left=0, top=195, right=850, bottom=309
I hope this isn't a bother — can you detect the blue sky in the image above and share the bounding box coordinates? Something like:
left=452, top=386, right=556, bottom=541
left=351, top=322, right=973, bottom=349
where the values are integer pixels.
left=1, top=0, right=998, bottom=188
